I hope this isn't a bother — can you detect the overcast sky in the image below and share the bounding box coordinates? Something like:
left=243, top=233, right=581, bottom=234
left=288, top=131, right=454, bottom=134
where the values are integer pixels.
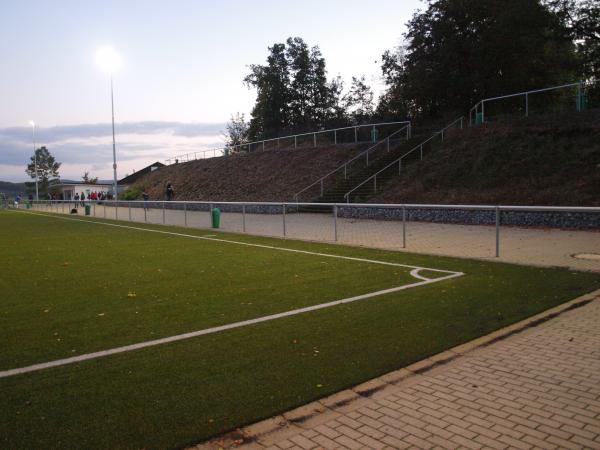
left=0, top=0, right=422, bottom=182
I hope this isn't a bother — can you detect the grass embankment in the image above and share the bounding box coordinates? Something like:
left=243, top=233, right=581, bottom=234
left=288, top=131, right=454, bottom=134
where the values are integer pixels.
left=372, top=109, right=600, bottom=205
left=1, top=210, right=599, bottom=449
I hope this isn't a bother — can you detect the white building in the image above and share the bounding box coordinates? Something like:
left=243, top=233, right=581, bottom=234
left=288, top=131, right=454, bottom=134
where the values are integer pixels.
left=50, top=182, right=114, bottom=200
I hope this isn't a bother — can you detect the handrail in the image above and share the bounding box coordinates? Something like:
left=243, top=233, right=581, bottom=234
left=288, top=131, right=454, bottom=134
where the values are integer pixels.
left=165, top=120, right=411, bottom=164
left=343, top=117, right=464, bottom=203
left=293, top=122, right=411, bottom=202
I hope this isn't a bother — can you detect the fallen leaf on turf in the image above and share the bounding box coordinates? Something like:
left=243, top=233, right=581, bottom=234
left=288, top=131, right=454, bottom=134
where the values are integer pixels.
left=127, top=292, right=137, bottom=298
left=316, top=384, right=323, bottom=388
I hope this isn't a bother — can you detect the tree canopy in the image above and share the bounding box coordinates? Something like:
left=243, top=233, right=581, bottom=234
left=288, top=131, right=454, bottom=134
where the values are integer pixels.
left=25, top=146, right=61, bottom=197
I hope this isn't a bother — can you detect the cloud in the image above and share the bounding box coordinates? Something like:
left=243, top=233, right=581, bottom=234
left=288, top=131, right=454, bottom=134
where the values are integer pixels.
left=0, top=120, right=227, bottom=182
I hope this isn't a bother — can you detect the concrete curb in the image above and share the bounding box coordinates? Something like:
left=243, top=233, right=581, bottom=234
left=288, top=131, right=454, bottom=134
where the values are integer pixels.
left=187, top=288, right=600, bottom=449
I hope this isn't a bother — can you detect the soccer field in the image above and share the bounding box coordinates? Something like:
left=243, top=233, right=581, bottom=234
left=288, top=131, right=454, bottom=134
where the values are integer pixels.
left=1, top=209, right=599, bottom=449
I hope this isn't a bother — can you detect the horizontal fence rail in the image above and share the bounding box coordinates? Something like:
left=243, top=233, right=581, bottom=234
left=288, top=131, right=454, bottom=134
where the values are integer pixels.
left=294, top=122, right=412, bottom=202
left=165, top=121, right=411, bottom=165
left=13, top=200, right=600, bottom=264
left=344, top=117, right=464, bottom=203
left=469, top=79, right=599, bottom=125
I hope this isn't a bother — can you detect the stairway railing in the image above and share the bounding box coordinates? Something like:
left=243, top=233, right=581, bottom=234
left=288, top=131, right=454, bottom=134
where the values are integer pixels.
left=294, top=122, right=411, bottom=202
left=343, top=117, right=464, bottom=203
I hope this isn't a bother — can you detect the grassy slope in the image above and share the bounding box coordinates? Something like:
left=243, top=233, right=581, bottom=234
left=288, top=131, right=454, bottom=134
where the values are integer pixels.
left=371, top=110, right=600, bottom=206
left=1, top=210, right=599, bottom=450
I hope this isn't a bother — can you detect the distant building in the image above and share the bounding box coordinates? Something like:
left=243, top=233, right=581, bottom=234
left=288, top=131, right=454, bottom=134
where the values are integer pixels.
left=119, top=161, right=165, bottom=187
left=49, top=182, right=113, bottom=200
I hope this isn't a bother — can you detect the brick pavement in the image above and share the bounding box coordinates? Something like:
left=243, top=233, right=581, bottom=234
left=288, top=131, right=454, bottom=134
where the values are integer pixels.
left=194, top=291, right=600, bottom=450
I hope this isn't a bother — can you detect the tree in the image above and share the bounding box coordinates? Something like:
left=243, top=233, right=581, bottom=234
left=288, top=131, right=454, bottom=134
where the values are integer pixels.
left=244, top=37, right=341, bottom=139
left=223, top=113, right=250, bottom=152
left=379, top=0, right=577, bottom=119
left=25, top=146, right=60, bottom=197
left=81, top=172, right=98, bottom=184
left=244, top=43, right=291, bottom=139
left=344, top=76, right=375, bottom=124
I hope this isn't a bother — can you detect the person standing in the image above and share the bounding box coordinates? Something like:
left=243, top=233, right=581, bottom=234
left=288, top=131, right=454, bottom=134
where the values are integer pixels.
left=142, top=190, right=150, bottom=210
left=165, top=183, right=174, bottom=201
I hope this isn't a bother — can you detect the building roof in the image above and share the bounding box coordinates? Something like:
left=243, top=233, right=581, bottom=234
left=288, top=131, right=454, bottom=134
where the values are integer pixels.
left=119, top=161, right=165, bottom=185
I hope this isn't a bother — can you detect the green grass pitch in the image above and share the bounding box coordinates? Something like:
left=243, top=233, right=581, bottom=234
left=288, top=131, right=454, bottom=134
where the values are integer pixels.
left=1, top=209, right=599, bottom=449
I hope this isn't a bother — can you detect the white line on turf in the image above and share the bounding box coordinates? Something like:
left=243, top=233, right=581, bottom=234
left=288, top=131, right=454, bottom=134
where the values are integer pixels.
left=13, top=209, right=460, bottom=275
left=0, top=209, right=464, bottom=379
left=0, top=270, right=462, bottom=379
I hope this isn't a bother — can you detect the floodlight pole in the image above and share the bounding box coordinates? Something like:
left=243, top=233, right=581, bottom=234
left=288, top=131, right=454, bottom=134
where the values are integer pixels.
left=31, top=122, right=39, bottom=201
left=110, top=75, right=118, bottom=200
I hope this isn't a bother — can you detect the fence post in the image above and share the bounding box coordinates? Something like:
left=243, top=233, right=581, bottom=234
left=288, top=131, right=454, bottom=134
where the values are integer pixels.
left=104, top=203, right=106, bottom=219
left=398, top=158, right=402, bottom=174
left=313, top=133, right=316, bottom=148
left=374, top=175, right=377, bottom=192
left=184, top=202, right=187, bottom=227
left=333, top=205, right=338, bottom=241
left=366, top=150, right=369, bottom=166
left=460, top=117, right=464, bottom=129
left=525, top=93, right=529, bottom=117
left=115, top=201, right=118, bottom=220
left=128, top=201, right=131, bottom=221
left=144, top=203, right=147, bottom=222
left=282, top=203, right=286, bottom=237
left=294, top=136, right=297, bottom=149
left=420, top=144, right=423, bottom=160
left=162, top=201, right=165, bottom=224
left=209, top=203, right=213, bottom=228
left=334, top=130, right=337, bottom=145
left=481, top=101, right=485, bottom=123
left=344, top=164, right=347, bottom=179
left=495, top=206, right=500, bottom=257
left=93, top=203, right=96, bottom=217
left=402, top=206, right=406, bottom=248
left=441, top=130, right=444, bottom=141
left=242, top=204, right=246, bottom=232
left=262, top=141, right=265, bottom=151
left=354, top=127, right=358, bottom=143
left=387, top=137, right=390, bottom=152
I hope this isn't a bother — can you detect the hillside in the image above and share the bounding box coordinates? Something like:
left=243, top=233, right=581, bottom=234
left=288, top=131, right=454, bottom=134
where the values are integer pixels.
left=369, top=110, right=600, bottom=206
left=0, top=181, right=27, bottom=198
left=130, top=143, right=369, bottom=201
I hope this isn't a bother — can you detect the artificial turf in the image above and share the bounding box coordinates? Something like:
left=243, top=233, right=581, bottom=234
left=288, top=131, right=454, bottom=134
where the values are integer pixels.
left=1, top=209, right=599, bottom=449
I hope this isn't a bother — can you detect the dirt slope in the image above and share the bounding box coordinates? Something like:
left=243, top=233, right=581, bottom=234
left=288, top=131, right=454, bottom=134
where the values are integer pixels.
left=130, top=143, right=369, bottom=201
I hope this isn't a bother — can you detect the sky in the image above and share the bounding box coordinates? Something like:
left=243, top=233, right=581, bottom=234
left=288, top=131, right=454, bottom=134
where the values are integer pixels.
left=0, top=0, right=422, bottom=182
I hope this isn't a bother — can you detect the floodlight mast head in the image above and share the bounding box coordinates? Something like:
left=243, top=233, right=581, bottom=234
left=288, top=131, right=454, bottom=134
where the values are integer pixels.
left=95, top=46, right=122, bottom=74
left=28, top=120, right=35, bottom=127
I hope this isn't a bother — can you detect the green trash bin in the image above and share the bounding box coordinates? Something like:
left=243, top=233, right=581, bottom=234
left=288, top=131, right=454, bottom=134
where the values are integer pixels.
left=26, top=201, right=31, bottom=209
left=370, top=127, right=379, bottom=143
left=475, top=112, right=484, bottom=124
left=85, top=204, right=91, bottom=216
left=211, top=208, right=220, bottom=228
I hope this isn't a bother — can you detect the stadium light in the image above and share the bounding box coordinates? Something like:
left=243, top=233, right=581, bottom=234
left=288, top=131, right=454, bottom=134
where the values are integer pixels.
left=95, top=46, right=121, bottom=199
left=28, top=120, right=39, bottom=201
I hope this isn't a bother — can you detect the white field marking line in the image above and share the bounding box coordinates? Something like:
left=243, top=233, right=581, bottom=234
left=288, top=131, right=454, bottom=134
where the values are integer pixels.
left=0, top=270, right=463, bottom=379
left=0, top=209, right=464, bottom=379
left=14, top=210, right=459, bottom=275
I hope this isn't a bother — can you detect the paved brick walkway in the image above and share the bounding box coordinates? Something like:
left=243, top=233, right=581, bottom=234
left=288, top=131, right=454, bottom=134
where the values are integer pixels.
left=195, top=293, right=600, bottom=450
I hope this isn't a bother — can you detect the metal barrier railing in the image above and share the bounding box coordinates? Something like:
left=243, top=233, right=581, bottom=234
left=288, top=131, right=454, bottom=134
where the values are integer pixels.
left=469, top=79, right=599, bottom=125
left=165, top=121, right=411, bottom=165
left=343, top=117, right=464, bottom=203
left=294, top=122, right=412, bottom=202
left=19, top=200, right=600, bottom=260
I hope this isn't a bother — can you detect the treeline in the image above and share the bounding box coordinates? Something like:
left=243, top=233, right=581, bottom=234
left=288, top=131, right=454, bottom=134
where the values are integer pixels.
left=225, top=0, right=598, bottom=146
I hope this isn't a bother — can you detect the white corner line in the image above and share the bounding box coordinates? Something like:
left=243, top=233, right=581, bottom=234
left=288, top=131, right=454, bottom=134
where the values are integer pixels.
left=0, top=271, right=462, bottom=379
left=0, top=209, right=465, bottom=379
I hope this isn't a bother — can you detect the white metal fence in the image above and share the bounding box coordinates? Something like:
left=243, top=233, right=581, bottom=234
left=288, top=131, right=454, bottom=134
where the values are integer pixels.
left=165, top=121, right=411, bottom=165
left=16, top=201, right=600, bottom=268
left=469, top=79, right=599, bottom=125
